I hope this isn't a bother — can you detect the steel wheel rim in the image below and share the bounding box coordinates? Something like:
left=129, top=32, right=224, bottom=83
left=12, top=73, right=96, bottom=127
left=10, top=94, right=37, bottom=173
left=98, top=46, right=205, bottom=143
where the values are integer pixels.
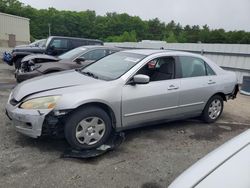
left=208, top=99, right=222, bottom=120
left=75, top=116, right=106, bottom=145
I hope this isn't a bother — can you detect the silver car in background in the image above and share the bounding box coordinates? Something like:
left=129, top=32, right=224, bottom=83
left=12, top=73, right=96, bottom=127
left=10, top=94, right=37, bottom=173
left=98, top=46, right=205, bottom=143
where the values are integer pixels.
left=5, top=50, right=238, bottom=149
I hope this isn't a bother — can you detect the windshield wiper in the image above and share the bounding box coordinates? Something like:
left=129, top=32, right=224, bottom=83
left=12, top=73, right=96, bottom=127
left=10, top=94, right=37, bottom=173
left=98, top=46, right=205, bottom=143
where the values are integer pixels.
left=81, top=71, right=99, bottom=79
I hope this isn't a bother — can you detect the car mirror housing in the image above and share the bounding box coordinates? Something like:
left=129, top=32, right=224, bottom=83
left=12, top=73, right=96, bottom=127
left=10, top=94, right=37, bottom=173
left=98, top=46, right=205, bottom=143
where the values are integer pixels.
left=75, top=57, right=85, bottom=64
left=132, top=74, right=150, bottom=84
left=49, top=45, right=55, bottom=50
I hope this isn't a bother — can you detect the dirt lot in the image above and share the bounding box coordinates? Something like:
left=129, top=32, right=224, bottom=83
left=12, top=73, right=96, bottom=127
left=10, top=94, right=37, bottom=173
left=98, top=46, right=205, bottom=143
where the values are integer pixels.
left=0, top=61, right=250, bottom=188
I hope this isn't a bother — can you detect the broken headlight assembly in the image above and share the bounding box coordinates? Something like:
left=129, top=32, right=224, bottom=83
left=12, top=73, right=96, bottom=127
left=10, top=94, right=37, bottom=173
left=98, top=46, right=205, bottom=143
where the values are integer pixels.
left=20, top=96, right=61, bottom=109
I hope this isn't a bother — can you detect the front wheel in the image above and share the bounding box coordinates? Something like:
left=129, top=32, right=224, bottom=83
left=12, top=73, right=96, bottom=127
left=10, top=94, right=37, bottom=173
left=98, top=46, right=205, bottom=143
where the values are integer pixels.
left=64, top=106, right=112, bottom=150
left=202, top=95, right=224, bottom=123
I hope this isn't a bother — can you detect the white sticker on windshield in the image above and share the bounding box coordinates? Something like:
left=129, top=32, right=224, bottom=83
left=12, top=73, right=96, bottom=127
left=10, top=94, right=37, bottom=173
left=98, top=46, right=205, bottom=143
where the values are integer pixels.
left=125, top=57, right=140, bottom=63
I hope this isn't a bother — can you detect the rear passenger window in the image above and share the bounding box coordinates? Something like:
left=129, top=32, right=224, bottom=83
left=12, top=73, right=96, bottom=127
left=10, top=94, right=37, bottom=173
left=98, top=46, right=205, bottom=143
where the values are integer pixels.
left=50, top=39, right=68, bottom=49
left=88, top=41, right=103, bottom=45
left=71, top=40, right=87, bottom=48
left=80, top=49, right=106, bottom=61
left=179, top=56, right=206, bottom=78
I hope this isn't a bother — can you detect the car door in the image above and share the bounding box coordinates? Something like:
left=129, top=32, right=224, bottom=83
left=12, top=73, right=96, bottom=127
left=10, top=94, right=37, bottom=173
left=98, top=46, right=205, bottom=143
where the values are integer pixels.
left=121, top=56, right=181, bottom=127
left=177, top=56, right=217, bottom=116
left=47, top=38, right=69, bottom=55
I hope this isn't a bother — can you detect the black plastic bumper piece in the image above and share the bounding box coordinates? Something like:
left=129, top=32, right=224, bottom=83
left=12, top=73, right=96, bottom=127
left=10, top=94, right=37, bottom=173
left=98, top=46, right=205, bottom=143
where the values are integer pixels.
left=61, top=132, right=125, bottom=159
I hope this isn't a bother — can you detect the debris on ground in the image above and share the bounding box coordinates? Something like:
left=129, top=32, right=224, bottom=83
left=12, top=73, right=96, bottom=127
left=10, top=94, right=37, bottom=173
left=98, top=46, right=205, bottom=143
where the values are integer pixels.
left=61, top=132, right=125, bottom=159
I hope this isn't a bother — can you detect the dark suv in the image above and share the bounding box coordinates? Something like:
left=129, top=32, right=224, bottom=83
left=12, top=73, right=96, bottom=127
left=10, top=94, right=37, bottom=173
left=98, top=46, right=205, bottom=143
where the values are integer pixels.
left=8, top=36, right=103, bottom=69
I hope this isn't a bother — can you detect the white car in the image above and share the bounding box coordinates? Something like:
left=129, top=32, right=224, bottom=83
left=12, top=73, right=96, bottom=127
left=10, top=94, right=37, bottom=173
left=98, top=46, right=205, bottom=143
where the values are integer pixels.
left=169, top=129, right=250, bottom=188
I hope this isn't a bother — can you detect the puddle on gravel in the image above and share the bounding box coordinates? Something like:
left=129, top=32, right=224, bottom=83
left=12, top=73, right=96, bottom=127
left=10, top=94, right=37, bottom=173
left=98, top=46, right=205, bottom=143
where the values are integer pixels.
left=0, top=83, right=16, bottom=89
left=189, top=123, right=248, bottom=141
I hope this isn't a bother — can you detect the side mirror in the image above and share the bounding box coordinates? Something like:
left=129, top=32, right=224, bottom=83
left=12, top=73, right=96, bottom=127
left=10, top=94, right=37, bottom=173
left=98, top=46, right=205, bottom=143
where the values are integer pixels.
left=132, top=74, right=150, bottom=84
left=75, top=57, right=85, bottom=64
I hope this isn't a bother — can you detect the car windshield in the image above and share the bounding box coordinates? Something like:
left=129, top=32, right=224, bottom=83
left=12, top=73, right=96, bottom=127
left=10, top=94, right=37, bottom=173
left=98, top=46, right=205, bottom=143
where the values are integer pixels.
left=80, top=52, right=146, bottom=81
left=30, top=39, right=46, bottom=47
left=58, top=47, right=87, bottom=60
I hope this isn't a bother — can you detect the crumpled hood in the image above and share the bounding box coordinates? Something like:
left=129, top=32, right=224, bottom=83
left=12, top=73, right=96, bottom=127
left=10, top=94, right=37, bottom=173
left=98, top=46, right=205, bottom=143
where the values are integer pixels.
left=12, top=70, right=103, bottom=101
left=21, top=54, right=60, bottom=63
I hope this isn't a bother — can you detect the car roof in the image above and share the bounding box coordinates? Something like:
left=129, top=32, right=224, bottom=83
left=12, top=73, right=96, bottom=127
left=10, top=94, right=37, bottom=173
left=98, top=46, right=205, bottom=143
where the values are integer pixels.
left=83, top=45, right=121, bottom=50
left=47, top=36, right=103, bottom=42
left=122, top=49, right=167, bottom=55
left=121, top=49, right=204, bottom=58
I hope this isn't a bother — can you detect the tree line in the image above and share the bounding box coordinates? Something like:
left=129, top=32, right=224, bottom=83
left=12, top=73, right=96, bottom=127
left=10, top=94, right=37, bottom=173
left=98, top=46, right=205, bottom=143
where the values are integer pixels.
left=1, top=0, right=250, bottom=44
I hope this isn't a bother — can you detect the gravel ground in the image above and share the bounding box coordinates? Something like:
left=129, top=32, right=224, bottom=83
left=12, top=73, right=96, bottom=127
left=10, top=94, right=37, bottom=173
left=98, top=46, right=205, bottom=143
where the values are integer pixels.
left=0, top=61, right=249, bottom=188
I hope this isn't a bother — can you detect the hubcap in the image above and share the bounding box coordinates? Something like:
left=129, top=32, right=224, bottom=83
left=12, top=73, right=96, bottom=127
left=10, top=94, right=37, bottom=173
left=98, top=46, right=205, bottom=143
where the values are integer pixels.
left=208, top=99, right=222, bottom=120
left=75, top=117, right=106, bottom=145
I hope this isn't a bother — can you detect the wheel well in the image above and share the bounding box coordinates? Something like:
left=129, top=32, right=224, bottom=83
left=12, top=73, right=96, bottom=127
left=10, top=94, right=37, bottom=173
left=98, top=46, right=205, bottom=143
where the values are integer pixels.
left=213, top=92, right=227, bottom=101
left=73, top=102, right=117, bottom=129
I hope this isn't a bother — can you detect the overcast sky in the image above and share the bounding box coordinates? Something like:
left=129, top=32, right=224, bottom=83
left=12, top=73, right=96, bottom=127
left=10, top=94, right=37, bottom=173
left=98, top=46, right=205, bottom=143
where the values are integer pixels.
left=19, top=0, right=250, bottom=31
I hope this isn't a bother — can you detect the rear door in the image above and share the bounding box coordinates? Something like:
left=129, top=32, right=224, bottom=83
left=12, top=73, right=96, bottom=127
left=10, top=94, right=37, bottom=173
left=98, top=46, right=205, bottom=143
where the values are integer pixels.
left=177, top=56, right=217, bottom=116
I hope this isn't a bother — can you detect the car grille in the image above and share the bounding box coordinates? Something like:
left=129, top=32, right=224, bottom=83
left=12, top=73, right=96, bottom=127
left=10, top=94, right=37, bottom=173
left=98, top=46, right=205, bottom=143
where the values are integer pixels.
left=10, top=98, right=19, bottom=106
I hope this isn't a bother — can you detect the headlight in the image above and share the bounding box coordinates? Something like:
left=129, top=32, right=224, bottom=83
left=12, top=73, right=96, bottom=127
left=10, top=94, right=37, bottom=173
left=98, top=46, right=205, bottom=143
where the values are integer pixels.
left=20, top=96, right=61, bottom=109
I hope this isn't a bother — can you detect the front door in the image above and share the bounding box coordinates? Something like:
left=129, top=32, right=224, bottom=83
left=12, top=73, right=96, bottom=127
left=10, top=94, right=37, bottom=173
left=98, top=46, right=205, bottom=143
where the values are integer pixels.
left=121, top=56, right=180, bottom=127
left=47, top=38, right=69, bottom=55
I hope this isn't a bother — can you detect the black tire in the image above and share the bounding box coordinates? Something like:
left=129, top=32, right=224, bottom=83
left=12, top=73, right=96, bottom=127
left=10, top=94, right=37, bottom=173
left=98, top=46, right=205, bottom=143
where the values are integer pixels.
left=14, top=58, right=22, bottom=70
left=64, top=106, right=112, bottom=150
left=202, top=95, right=224, bottom=123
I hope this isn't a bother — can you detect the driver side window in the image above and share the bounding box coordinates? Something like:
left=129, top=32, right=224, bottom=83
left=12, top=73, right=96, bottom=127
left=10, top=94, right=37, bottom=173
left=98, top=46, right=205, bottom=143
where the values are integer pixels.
left=50, top=39, right=68, bottom=49
left=80, top=49, right=106, bottom=61
left=136, top=57, right=175, bottom=82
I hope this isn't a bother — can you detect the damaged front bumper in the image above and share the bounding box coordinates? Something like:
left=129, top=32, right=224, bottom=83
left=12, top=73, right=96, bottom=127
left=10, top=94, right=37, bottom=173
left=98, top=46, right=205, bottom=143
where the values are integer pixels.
left=6, top=102, right=68, bottom=138
left=15, top=70, right=42, bottom=83
left=6, top=102, right=54, bottom=138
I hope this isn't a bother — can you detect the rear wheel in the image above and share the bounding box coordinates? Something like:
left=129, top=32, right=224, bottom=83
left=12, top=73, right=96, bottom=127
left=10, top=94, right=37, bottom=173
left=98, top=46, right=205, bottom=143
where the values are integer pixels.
left=202, top=95, right=224, bottom=123
left=64, top=106, right=112, bottom=150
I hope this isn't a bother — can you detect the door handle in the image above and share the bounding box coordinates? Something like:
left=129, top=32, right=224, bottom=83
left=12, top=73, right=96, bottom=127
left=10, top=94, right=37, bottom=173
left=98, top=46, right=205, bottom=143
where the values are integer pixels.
left=168, top=85, right=179, bottom=90
left=208, top=80, right=216, bottom=84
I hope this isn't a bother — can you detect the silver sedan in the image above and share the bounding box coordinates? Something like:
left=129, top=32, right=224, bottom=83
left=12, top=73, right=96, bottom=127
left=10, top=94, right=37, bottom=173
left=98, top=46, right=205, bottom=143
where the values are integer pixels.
left=6, top=50, right=239, bottom=149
